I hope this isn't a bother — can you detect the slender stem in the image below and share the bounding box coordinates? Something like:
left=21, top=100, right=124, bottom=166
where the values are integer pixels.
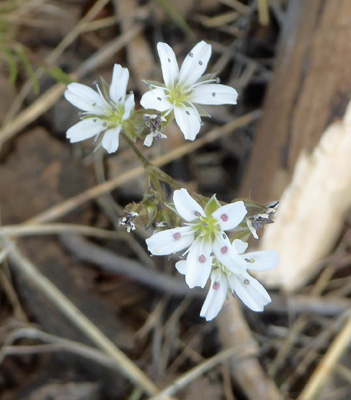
left=122, top=134, right=181, bottom=190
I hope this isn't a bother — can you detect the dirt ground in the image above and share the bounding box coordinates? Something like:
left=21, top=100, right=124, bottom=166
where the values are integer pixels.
left=0, top=1, right=351, bottom=399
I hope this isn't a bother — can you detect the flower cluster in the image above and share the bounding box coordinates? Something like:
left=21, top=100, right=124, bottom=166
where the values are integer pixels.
left=64, top=40, right=279, bottom=322
left=146, top=189, right=279, bottom=321
left=64, top=41, right=237, bottom=152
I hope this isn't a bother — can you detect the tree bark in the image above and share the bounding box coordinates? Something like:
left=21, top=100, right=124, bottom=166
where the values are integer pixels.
left=240, top=0, right=351, bottom=204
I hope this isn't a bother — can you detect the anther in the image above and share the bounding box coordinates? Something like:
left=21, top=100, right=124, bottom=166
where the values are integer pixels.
left=221, top=214, right=228, bottom=222
left=173, top=232, right=181, bottom=240
left=198, top=255, right=206, bottom=263
left=199, top=61, right=203, bottom=65
left=189, top=52, right=193, bottom=57
left=119, top=97, right=122, bottom=102
left=212, top=92, right=216, bottom=97
left=222, top=233, right=226, bottom=239
left=203, top=223, right=208, bottom=227
left=93, top=119, right=97, bottom=122
left=157, top=97, right=162, bottom=101
left=210, top=252, right=214, bottom=256
left=92, top=103, right=96, bottom=106
left=186, top=111, right=190, bottom=115
left=103, top=122, right=107, bottom=127
left=213, top=282, right=220, bottom=290
left=194, top=211, right=201, bottom=217
left=221, top=246, right=228, bottom=254
left=244, top=279, right=250, bottom=285
left=168, top=58, right=171, bottom=62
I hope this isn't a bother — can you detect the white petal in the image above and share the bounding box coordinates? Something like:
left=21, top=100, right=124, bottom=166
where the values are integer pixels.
left=146, top=226, right=194, bottom=256
left=110, top=64, right=129, bottom=104
left=184, top=239, right=212, bottom=288
left=122, top=93, right=135, bottom=121
left=229, top=272, right=271, bottom=312
left=66, top=118, right=105, bottom=143
left=232, top=239, right=248, bottom=255
left=140, top=88, right=172, bottom=112
left=178, top=41, right=212, bottom=86
left=65, top=83, right=109, bottom=115
left=200, top=270, right=228, bottom=321
left=212, top=201, right=247, bottom=231
left=212, top=234, right=247, bottom=273
left=157, top=42, right=179, bottom=88
left=102, top=127, right=121, bottom=153
left=175, top=260, right=188, bottom=275
left=174, top=106, right=201, bottom=140
left=173, top=188, right=205, bottom=222
left=190, top=84, right=238, bottom=105
left=144, top=132, right=154, bottom=147
left=242, top=249, right=279, bottom=271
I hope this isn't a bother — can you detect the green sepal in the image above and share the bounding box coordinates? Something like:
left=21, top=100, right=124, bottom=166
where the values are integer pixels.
left=204, top=194, right=221, bottom=216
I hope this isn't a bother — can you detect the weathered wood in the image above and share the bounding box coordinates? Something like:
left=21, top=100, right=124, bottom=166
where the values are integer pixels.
left=240, top=0, right=351, bottom=204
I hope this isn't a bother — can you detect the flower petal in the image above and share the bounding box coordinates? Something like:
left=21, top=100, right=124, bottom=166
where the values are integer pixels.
left=228, top=272, right=271, bottom=312
left=102, top=126, right=121, bottom=153
left=173, top=188, right=205, bottom=222
left=146, top=226, right=194, bottom=256
left=212, top=201, right=247, bottom=231
left=66, top=118, right=105, bottom=143
left=157, top=42, right=179, bottom=88
left=190, top=84, right=238, bottom=105
left=184, top=239, right=212, bottom=288
left=140, top=88, right=172, bottom=112
left=200, top=270, right=228, bottom=321
left=174, top=106, right=201, bottom=140
left=110, top=64, right=129, bottom=104
left=232, top=239, right=248, bottom=255
left=122, top=93, right=135, bottom=121
left=65, top=83, right=109, bottom=115
left=242, top=249, right=279, bottom=271
left=178, top=41, right=212, bottom=86
left=175, top=260, right=188, bottom=275
left=213, top=234, right=247, bottom=273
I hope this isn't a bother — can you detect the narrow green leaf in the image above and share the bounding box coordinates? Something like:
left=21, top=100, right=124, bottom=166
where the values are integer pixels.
left=47, top=67, right=73, bottom=85
left=15, top=45, right=39, bottom=94
left=3, top=47, right=18, bottom=84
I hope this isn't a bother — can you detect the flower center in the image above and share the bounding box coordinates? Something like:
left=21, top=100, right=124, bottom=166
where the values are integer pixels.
left=106, top=104, right=125, bottom=127
left=168, top=84, right=190, bottom=106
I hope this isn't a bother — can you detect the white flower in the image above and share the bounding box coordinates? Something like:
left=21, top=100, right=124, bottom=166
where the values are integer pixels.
left=64, top=64, right=135, bottom=153
left=199, top=239, right=279, bottom=321
left=146, top=188, right=248, bottom=289
left=140, top=41, right=238, bottom=141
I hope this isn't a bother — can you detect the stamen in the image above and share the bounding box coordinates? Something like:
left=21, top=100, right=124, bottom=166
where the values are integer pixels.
left=220, top=214, right=228, bottom=222
left=244, top=279, right=250, bottom=285
left=173, top=232, right=181, bottom=240
left=199, top=61, right=203, bottom=65
left=103, top=122, right=107, bottom=127
left=213, top=282, right=220, bottom=290
left=203, top=223, right=208, bottom=227
left=198, top=255, right=206, bottom=263
left=194, top=211, right=201, bottom=217
left=186, top=111, right=190, bottom=115
left=210, top=252, right=214, bottom=256
left=157, top=97, right=162, bottom=101
left=212, top=92, right=216, bottom=97
left=222, top=233, right=226, bottom=239
left=119, top=97, right=122, bottom=102
left=93, top=119, right=97, bottom=122
left=168, top=58, right=171, bottom=62
left=92, top=103, right=96, bottom=106
left=189, top=52, right=193, bottom=57
left=221, top=246, right=228, bottom=254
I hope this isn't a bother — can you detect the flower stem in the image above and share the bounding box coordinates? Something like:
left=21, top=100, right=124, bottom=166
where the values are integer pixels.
left=122, top=134, right=182, bottom=190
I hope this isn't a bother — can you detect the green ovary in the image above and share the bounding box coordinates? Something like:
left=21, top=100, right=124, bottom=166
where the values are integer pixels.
left=168, top=85, right=190, bottom=106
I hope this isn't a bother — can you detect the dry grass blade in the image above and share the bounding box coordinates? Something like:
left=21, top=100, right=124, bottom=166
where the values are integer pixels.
left=148, top=345, right=255, bottom=400
left=0, top=25, right=142, bottom=147
left=298, top=316, right=351, bottom=400
left=1, top=238, right=164, bottom=397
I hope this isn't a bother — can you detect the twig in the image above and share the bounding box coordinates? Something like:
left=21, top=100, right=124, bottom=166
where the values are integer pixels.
left=147, top=345, right=255, bottom=400
left=0, top=223, right=125, bottom=239
left=60, top=235, right=204, bottom=298
left=298, top=316, right=351, bottom=400
left=2, top=238, right=162, bottom=397
left=25, top=110, right=261, bottom=225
